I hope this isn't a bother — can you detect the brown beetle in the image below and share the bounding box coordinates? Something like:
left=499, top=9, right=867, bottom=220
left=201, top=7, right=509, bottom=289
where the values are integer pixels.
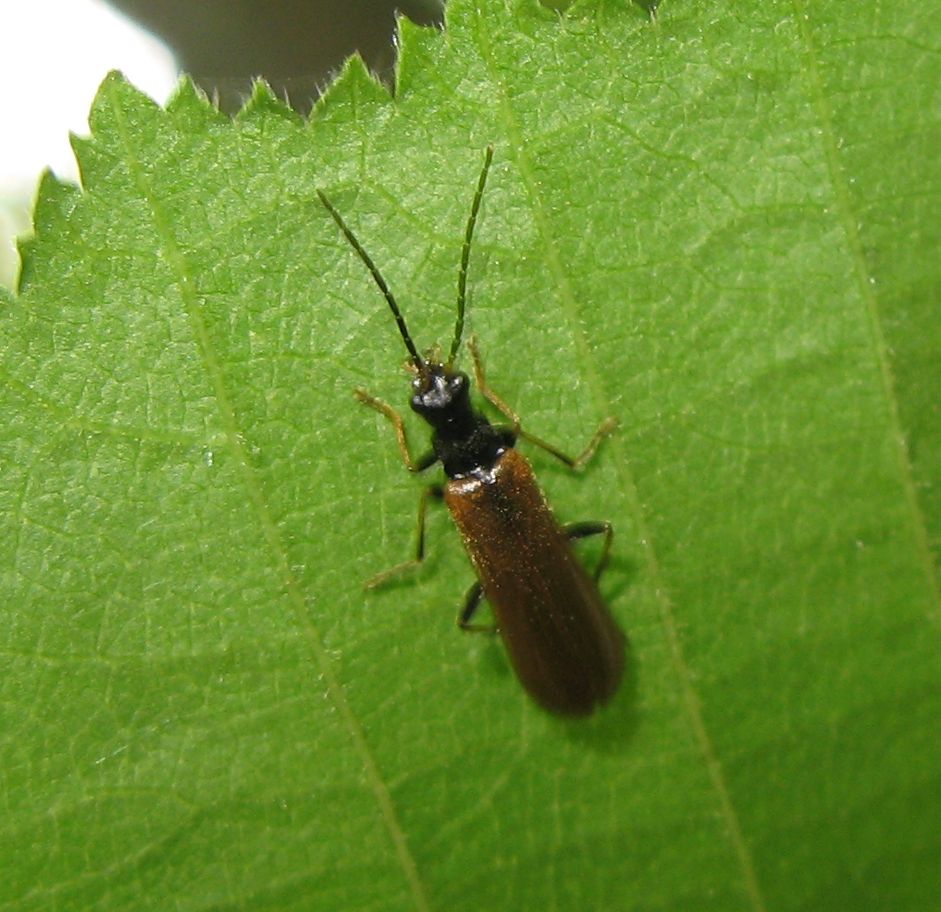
left=318, top=147, right=624, bottom=716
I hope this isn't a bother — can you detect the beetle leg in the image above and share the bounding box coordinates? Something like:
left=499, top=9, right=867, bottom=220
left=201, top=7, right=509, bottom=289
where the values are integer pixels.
left=365, top=484, right=444, bottom=589
left=355, top=388, right=437, bottom=472
left=467, top=335, right=521, bottom=433
left=467, top=337, right=618, bottom=470
left=559, top=417, right=620, bottom=470
left=564, top=520, right=614, bottom=581
left=457, top=581, right=498, bottom=633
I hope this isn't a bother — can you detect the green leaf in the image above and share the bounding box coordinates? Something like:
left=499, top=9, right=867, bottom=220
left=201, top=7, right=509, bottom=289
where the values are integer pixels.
left=2, top=2, right=939, bottom=910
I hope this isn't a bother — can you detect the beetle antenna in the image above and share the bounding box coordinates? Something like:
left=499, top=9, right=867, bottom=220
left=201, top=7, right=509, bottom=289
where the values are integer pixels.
left=448, top=145, right=494, bottom=368
left=317, top=189, right=425, bottom=373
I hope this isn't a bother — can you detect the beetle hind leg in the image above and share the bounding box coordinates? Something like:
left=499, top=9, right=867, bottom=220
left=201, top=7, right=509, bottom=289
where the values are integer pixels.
left=457, top=580, right=498, bottom=634
left=564, top=520, right=614, bottom=581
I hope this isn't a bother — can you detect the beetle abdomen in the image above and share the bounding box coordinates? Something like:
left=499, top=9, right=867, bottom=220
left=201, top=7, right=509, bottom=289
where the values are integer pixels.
left=445, top=449, right=624, bottom=716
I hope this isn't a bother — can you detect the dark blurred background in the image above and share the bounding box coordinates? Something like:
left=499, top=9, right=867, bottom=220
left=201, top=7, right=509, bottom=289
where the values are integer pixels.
left=108, top=0, right=445, bottom=112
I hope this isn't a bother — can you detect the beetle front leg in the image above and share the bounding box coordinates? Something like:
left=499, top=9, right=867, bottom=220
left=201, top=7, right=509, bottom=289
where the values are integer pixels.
left=467, top=337, right=618, bottom=470
left=355, top=388, right=437, bottom=472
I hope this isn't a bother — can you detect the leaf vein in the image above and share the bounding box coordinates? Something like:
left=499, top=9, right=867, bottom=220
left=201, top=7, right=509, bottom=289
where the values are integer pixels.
left=101, top=78, right=432, bottom=912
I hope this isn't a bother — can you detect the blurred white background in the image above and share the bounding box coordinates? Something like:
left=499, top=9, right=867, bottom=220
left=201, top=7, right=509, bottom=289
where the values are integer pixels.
left=0, top=0, right=178, bottom=287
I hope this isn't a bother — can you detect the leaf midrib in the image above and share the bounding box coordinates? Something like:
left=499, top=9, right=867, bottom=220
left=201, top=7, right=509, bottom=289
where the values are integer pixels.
left=102, top=77, right=433, bottom=912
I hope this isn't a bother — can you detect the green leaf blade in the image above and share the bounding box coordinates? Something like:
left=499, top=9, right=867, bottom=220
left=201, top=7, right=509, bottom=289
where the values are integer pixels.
left=2, top=1, right=939, bottom=910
